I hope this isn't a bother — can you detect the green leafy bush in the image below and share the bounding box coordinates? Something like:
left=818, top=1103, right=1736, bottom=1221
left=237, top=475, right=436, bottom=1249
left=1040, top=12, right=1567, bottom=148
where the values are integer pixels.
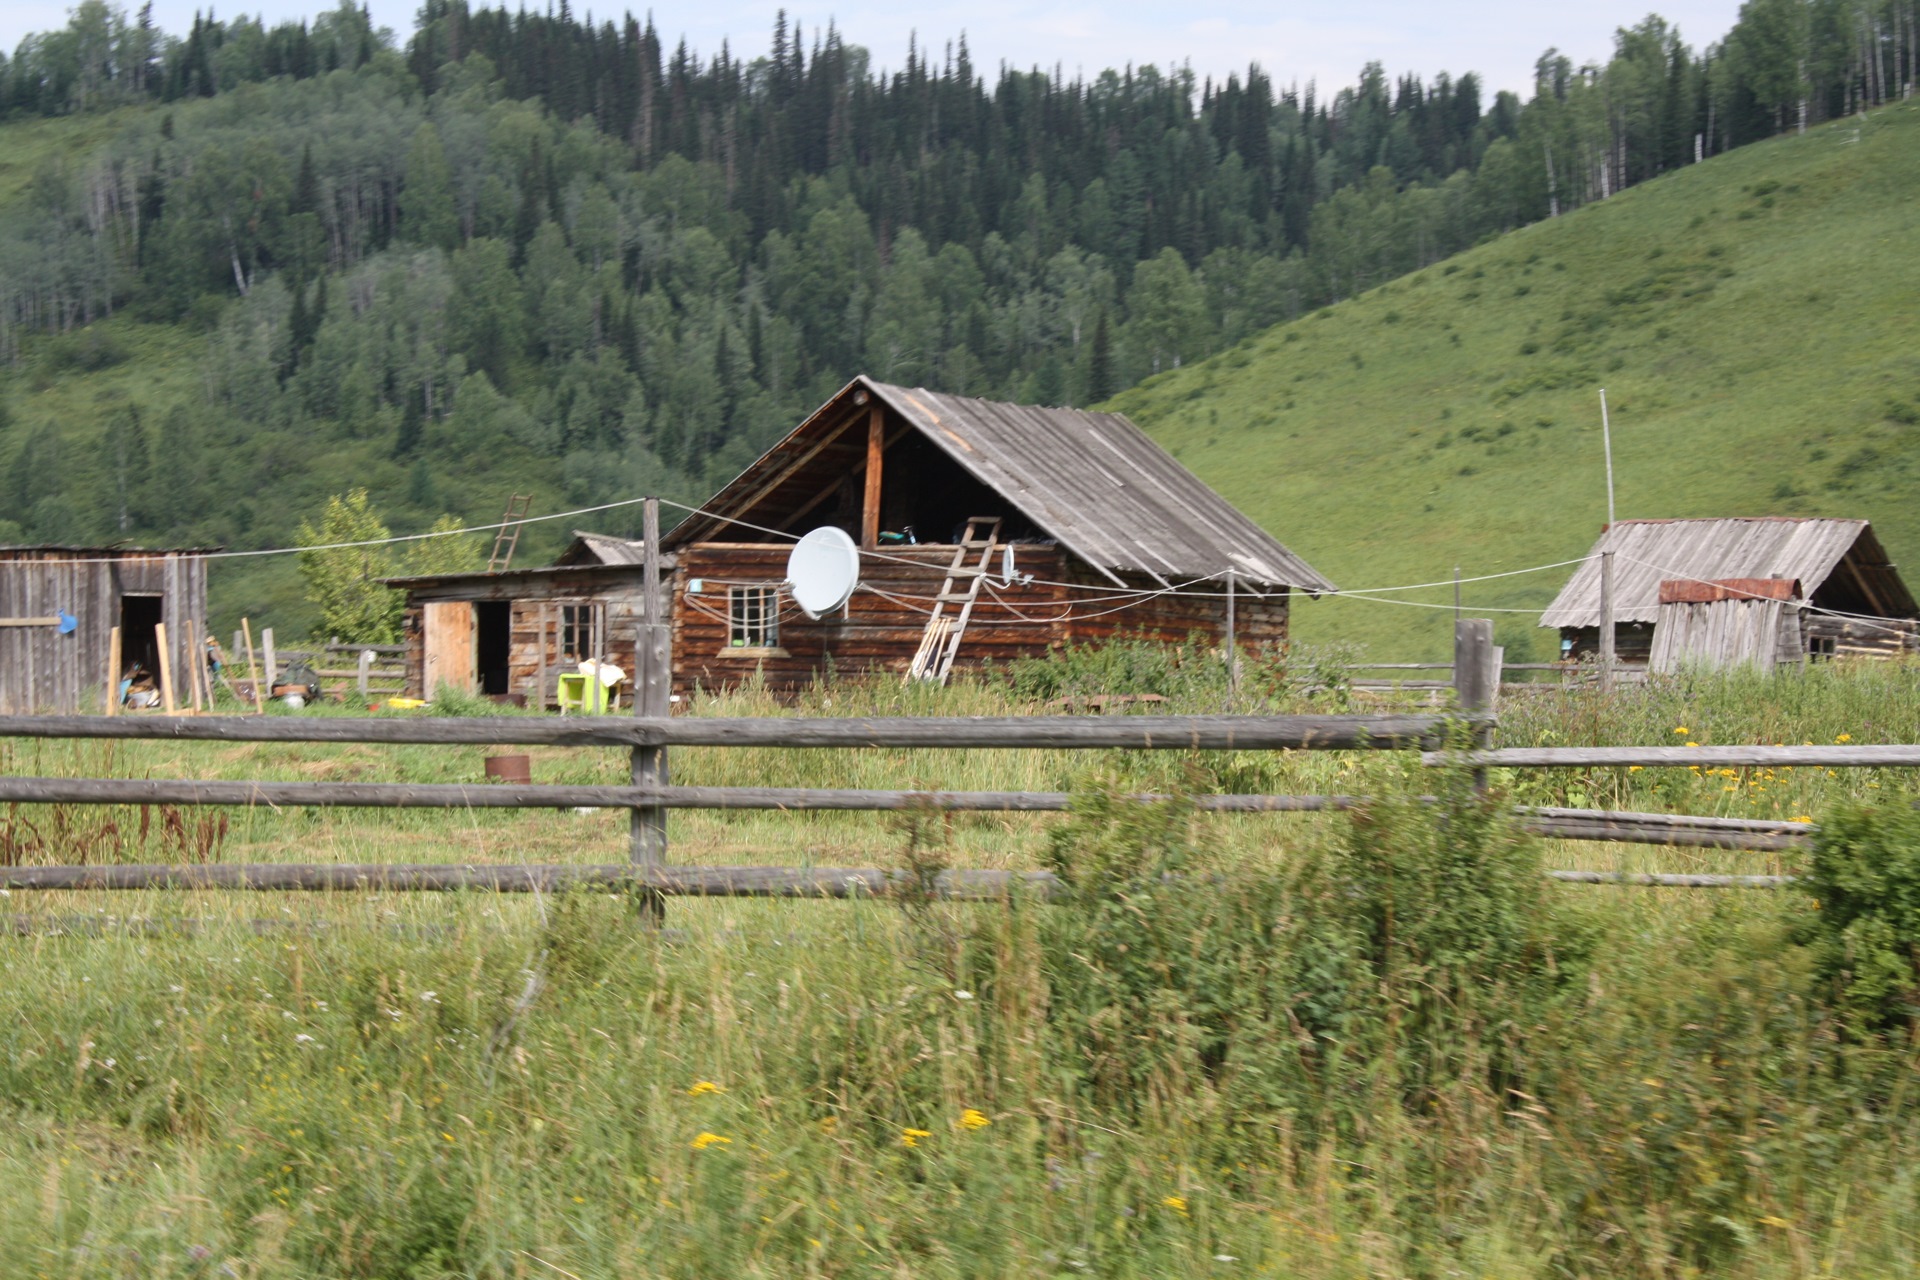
left=1797, top=800, right=1920, bottom=1030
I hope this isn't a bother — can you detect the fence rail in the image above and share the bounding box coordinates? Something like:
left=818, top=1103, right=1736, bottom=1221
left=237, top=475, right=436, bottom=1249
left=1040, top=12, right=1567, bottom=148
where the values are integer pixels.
left=0, top=610, right=1861, bottom=905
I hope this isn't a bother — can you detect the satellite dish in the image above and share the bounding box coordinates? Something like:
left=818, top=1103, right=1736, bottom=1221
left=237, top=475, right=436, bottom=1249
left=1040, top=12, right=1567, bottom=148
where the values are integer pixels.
left=787, top=527, right=860, bottom=619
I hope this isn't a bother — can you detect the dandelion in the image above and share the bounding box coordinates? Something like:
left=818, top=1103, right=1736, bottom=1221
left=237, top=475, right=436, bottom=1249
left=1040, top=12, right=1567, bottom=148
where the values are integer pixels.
left=1835, top=733, right=1853, bottom=743
left=1161, top=1195, right=1189, bottom=1216
left=901, top=1128, right=933, bottom=1148
left=957, top=1108, right=991, bottom=1130
left=1673, top=726, right=1689, bottom=735
left=1792, top=815, right=1814, bottom=824
left=691, top=1132, right=732, bottom=1150
left=686, top=1080, right=725, bottom=1097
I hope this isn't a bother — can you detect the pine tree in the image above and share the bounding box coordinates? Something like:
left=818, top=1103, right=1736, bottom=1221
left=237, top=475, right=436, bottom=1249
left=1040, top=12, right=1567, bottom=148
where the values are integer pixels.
left=1086, top=309, right=1114, bottom=404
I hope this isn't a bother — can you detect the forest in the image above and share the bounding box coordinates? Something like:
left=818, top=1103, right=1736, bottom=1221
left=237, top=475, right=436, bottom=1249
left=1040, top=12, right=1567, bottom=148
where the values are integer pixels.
left=0, top=0, right=1916, bottom=556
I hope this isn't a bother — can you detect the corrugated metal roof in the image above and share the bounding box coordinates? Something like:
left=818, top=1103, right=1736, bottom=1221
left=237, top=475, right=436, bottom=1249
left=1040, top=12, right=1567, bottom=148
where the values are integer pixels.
left=1542, top=518, right=1915, bottom=627
left=667, top=376, right=1334, bottom=592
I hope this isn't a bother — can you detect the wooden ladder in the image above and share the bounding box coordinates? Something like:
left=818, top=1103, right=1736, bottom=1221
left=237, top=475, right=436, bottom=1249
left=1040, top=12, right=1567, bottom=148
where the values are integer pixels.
left=486, top=495, right=533, bottom=571
left=907, top=517, right=1002, bottom=684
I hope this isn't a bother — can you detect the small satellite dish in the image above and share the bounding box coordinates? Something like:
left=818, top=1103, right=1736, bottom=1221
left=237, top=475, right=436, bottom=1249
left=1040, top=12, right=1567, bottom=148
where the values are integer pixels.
left=787, top=527, right=860, bottom=619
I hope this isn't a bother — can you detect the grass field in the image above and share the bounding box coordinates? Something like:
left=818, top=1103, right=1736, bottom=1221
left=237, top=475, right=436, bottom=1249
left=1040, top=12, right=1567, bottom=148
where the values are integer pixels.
left=1, top=663, right=1918, bottom=1276
left=1115, top=97, right=1920, bottom=663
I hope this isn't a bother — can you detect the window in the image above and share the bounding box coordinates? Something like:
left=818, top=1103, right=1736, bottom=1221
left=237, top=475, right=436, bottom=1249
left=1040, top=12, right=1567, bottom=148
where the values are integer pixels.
left=1808, top=633, right=1837, bottom=662
left=561, top=603, right=602, bottom=659
left=728, top=586, right=779, bottom=649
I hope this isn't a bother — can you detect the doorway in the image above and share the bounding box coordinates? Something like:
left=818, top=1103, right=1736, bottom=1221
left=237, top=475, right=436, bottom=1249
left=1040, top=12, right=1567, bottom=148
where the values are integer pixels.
left=119, top=594, right=162, bottom=682
left=475, top=601, right=511, bottom=695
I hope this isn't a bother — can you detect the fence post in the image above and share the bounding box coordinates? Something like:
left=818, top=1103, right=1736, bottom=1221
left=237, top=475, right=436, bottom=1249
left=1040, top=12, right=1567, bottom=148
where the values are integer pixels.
left=632, top=497, right=670, bottom=918
left=1598, top=549, right=1616, bottom=694
left=1455, top=618, right=1495, bottom=792
left=262, top=628, right=277, bottom=694
left=358, top=649, right=374, bottom=700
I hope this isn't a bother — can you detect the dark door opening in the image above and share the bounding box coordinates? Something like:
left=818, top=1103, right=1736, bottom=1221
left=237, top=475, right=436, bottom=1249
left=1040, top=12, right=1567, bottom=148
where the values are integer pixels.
left=475, top=601, right=512, bottom=695
left=120, top=595, right=162, bottom=684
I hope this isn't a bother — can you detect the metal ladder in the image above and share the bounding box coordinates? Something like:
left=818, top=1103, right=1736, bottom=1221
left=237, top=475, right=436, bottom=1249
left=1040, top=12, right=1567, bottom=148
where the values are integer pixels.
left=907, top=516, right=1002, bottom=684
left=486, top=495, right=533, bottom=571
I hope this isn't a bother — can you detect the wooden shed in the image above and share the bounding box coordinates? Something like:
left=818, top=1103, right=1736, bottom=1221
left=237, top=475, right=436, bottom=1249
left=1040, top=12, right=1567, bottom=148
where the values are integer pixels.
left=0, top=545, right=212, bottom=714
left=388, top=532, right=670, bottom=707
left=390, top=377, right=1333, bottom=701
left=1541, top=518, right=1920, bottom=672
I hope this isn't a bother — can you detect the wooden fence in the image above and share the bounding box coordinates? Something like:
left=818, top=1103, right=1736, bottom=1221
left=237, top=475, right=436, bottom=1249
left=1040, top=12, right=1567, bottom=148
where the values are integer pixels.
left=0, top=598, right=1869, bottom=902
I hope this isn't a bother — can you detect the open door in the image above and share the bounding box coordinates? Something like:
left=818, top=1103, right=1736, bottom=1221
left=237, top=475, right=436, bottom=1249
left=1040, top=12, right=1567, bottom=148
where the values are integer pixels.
left=120, top=594, right=163, bottom=682
left=422, top=601, right=475, bottom=696
left=475, top=600, right=511, bottom=695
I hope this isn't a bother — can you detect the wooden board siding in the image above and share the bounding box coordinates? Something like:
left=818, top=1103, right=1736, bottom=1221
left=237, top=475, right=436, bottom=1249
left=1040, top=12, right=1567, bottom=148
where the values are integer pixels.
left=1803, top=613, right=1920, bottom=660
left=672, top=544, right=1288, bottom=695
left=421, top=602, right=475, bottom=696
left=0, top=551, right=207, bottom=714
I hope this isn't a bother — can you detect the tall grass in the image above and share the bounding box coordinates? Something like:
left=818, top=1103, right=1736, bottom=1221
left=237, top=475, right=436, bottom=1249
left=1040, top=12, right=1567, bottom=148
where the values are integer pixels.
left=0, top=664, right=1916, bottom=1275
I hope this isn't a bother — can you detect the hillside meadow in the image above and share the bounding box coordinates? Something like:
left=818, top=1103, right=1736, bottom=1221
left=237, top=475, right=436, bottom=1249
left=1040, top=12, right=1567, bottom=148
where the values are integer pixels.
left=1115, top=97, right=1920, bottom=662
left=0, top=659, right=1918, bottom=1276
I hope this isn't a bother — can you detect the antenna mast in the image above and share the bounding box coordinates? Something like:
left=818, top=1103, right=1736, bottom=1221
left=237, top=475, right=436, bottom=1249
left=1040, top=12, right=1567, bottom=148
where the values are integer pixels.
left=1599, top=388, right=1615, bottom=527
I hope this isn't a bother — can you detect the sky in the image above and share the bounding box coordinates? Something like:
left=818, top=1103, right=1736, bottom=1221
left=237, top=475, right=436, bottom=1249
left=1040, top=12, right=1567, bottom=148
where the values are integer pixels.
left=4, top=1, right=1749, bottom=99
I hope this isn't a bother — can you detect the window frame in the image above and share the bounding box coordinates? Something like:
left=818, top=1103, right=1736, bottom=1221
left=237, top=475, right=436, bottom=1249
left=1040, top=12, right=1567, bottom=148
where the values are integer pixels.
left=560, top=602, right=604, bottom=661
left=726, top=585, right=781, bottom=652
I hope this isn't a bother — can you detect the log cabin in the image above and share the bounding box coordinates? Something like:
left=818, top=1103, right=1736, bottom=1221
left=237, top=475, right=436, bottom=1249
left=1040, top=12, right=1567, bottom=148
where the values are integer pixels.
left=0, top=544, right=212, bottom=714
left=1541, top=517, right=1920, bottom=673
left=390, top=376, right=1334, bottom=703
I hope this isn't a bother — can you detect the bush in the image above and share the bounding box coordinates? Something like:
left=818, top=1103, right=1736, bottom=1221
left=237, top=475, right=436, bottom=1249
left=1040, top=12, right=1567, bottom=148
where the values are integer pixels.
left=1797, top=800, right=1920, bottom=1031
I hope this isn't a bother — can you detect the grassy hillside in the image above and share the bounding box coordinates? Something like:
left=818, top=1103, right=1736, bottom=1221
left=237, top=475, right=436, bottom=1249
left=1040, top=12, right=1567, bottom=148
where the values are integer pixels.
left=1115, top=99, right=1920, bottom=662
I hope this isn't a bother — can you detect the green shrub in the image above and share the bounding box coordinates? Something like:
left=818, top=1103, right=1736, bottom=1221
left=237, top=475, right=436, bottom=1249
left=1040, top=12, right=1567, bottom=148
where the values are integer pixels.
left=1797, top=800, right=1920, bottom=1030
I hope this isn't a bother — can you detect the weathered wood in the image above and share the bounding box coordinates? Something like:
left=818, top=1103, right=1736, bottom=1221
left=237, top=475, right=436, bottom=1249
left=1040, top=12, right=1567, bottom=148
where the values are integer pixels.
left=861, top=402, right=884, bottom=548
left=1599, top=549, right=1616, bottom=694
left=1522, top=817, right=1805, bottom=851
left=105, top=625, right=121, bottom=717
left=0, top=862, right=1794, bottom=895
left=633, top=496, right=669, bottom=872
left=155, top=620, right=176, bottom=714
left=0, top=712, right=1477, bottom=750
left=0, top=778, right=1362, bottom=812
left=242, top=618, right=265, bottom=715
left=0, top=862, right=1068, bottom=898
left=1427, top=744, right=1920, bottom=768
left=1454, top=619, right=1494, bottom=791
left=1547, top=870, right=1792, bottom=888
left=261, top=627, right=277, bottom=693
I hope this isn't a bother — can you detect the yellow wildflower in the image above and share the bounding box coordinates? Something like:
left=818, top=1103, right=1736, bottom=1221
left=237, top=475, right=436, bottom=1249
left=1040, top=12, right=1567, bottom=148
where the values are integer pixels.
left=687, top=1080, right=724, bottom=1096
left=1835, top=733, right=1853, bottom=743
left=1673, top=726, right=1689, bottom=735
left=691, top=1132, right=732, bottom=1150
left=957, top=1108, right=991, bottom=1130
left=1161, top=1195, right=1190, bottom=1216
left=1792, top=815, right=1814, bottom=824
left=901, top=1128, right=933, bottom=1148
left=818, top=1115, right=839, bottom=1133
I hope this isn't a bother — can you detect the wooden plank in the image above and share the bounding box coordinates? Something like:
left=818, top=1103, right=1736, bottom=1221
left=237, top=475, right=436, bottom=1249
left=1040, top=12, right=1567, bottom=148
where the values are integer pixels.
left=1547, top=871, right=1792, bottom=888
left=155, top=621, right=176, bottom=714
left=0, top=712, right=1478, bottom=750
left=1427, top=744, right=1920, bottom=768
left=0, top=617, right=60, bottom=627
left=0, top=862, right=1793, bottom=895
left=422, top=601, right=475, bottom=695
left=861, top=402, right=883, bottom=548
left=261, top=627, right=277, bottom=693
left=633, top=497, right=669, bottom=873
left=0, top=778, right=1369, bottom=812
left=105, top=625, right=121, bottom=716
left=242, top=619, right=265, bottom=715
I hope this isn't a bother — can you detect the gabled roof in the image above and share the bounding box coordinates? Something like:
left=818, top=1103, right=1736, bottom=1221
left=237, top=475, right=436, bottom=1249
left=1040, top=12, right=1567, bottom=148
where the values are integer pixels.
left=1541, top=517, right=1915, bottom=627
left=555, top=531, right=648, bottom=566
left=664, top=376, right=1334, bottom=592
